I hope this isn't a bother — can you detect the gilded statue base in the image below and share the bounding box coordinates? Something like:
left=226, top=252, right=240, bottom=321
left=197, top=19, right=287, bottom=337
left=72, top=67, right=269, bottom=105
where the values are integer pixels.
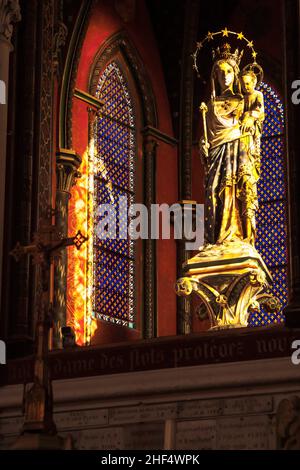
left=176, top=240, right=280, bottom=328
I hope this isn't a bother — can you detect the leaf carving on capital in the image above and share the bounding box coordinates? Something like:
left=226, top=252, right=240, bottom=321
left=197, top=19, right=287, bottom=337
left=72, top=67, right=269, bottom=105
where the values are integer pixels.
left=0, top=0, right=21, bottom=42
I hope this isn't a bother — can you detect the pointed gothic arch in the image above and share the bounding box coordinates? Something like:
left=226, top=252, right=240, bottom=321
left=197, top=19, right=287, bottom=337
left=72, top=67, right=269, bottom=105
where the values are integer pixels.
left=59, top=27, right=159, bottom=346
left=89, top=32, right=157, bottom=128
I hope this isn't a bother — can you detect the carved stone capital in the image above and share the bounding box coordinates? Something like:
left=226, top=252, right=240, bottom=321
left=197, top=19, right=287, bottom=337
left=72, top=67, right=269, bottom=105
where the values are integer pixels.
left=0, top=0, right=21, bottom=44
left=56, top=148, right=82, bottom=194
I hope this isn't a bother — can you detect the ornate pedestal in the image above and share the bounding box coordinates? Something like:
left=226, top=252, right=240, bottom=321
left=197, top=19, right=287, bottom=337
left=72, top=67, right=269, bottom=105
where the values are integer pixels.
left=176, top=240, right=280, bottom=328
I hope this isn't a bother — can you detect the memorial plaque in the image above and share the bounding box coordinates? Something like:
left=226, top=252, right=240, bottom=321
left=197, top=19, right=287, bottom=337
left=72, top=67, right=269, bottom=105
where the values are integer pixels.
left=68, top=427, right=124, bottom=450
left=124, top=422, right=164, bottom=450
left=217, top=415, right=274, bottom=449
left=0, top=415, right=24, bottom=436
left=140, top=403, right=177, bottom=421
left=176, top=419, right=216, bottom=450
left=55, top=408, right=108, bottom=430
left=109, top=405, right=141, bottom=425
left=178, top=396, right=273, bottom=420
left=109, top=403, right=177, bottom=425
left=223, top=396, right=273, bottom=415
left=178, top=399, right=222, bottom=419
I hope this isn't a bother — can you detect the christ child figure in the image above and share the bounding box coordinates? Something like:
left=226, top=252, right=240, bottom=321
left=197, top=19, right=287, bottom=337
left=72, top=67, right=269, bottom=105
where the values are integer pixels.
left=240, top=69, right=265, bottom=159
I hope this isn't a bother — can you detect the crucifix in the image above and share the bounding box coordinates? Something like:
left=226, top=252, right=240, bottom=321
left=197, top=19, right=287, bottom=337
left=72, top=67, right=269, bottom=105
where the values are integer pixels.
left=10, top=217, right=87, bottom=449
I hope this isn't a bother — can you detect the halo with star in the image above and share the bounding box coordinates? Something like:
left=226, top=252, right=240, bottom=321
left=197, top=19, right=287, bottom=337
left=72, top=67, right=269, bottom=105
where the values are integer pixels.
left=192, top=27, right=260, bottom=79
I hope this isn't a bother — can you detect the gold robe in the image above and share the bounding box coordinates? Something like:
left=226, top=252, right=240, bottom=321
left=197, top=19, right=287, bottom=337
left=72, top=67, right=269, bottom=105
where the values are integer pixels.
left=204, top=95, right=259, bottom=245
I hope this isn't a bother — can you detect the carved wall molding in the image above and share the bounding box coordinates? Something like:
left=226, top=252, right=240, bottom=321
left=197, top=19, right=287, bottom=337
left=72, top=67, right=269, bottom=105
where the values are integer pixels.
left=0, top=0, right=21, bottom=43
left=53, top=20, right=68, bottom=78
left=32, top=0, right=55, bottom=325
left=37, top=0, right=55, bottom=219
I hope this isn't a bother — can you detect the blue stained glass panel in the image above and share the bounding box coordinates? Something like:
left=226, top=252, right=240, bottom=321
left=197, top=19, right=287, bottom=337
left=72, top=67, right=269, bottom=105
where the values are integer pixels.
left=270, top=266, right=289, bottom=305
left=92, top=61, right=136, bottom=327
left=249, top=83, right=288, bottom=327
left=258, top=137, right=285, bottom=202
left=256, top=201, right=286, bottom=227
left=94, top=248, right=133, bottom=294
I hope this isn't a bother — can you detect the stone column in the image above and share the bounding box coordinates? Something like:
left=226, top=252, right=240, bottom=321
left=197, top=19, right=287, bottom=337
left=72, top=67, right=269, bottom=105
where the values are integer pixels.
left=53, top=148, right=81, bottom=348
left=142, top=126, right=177, bottom=339
left=177, top=0, right=199, bottom=334
left=0, top=0, right=21, bottom=307
left=175, top=200, right=198, bottom=335
left=143, top=136, right=157, bottom=339
left=283, top=0, right=300, bottom=327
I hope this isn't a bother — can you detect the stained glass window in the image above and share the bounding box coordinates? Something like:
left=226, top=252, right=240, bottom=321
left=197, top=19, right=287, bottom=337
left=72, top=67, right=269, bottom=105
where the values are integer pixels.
left=248, top=82, right=288, bottom=327
left=89, top=61, right=136, bottom=328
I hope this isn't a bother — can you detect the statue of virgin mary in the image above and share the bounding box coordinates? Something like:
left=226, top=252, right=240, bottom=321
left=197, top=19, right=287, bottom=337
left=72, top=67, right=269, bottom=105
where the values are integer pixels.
left=200, top=43, right=262, bottom=249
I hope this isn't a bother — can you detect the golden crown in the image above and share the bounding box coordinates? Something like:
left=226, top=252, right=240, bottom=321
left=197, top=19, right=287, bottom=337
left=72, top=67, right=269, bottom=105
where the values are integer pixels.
left=212, top=43, right=244, bottom=66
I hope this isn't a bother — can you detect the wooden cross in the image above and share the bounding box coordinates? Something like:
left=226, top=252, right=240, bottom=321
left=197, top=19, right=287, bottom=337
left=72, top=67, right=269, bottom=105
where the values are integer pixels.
left=10, top=227, right=87, bottom=263
left=10, top=221, right=87, bottom=441
left=11, top=224, right=87, bottom=305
